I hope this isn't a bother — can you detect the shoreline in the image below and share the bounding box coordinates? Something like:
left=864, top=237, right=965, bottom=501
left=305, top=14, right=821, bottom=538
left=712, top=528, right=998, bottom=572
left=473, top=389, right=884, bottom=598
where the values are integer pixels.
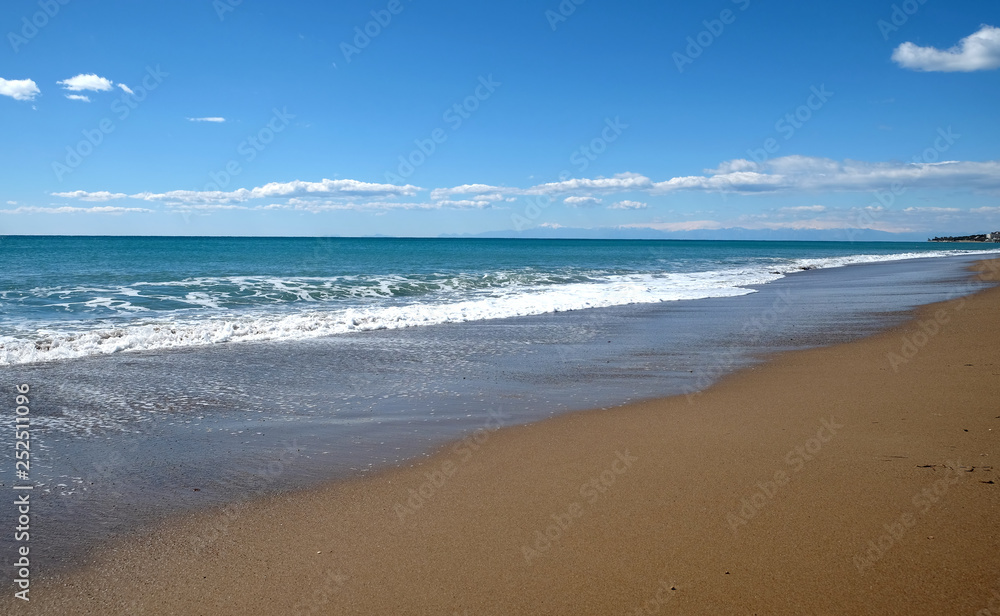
left=7, top=258, right=1000, bottom=614
left=3, top=242, right=996, bottom=370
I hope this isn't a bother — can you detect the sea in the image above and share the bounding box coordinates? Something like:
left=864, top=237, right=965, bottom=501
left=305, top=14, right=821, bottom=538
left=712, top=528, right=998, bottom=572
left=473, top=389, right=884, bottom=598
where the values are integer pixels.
left=4, top=236, right=999, bottom=366
left=1, top=236, right=998, bottom=579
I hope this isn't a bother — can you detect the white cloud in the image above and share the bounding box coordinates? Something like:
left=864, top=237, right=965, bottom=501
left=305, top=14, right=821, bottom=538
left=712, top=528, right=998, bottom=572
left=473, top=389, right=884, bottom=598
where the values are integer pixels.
left=609, top=200, right=648, bottom=210
left=188, top=117, right=226, bottom=123
left=704, top=159, right=760, bottom=175
left=902, top=206, right=961, bottom=213
left=433, top=199, right=494, bottom=209
left=129, top=189, right=247, bottom=205
left=651, top=156, right=1000, bottom=194
left=52, top=190, right=128, bottom=202
left=56, top=179, right=421, bottom=206
left=118, top=83, right=134, bottom=95
left=430, top=184, right=518, bottom=201
left=564, top=196, right=602, bottom=208
left=1, top=206, right=153, bottom=215
left=477, top=193, right=507, bottom=203
left=619, top=201, right=1000, bottom=234
left=58, top=73, right=115, bottom=92
left=254, top=200, right=446, bottom=213
left=294, top=201, right=431, bottom=212
left=431, top=175, right=654, bottom=201
left=781, top=205, right=827, bottom=212
left=428, top=159, right=1000, bottom=204
left=50, top=158, right=1000, bottom=218
left=892, top=25, right=1000, bottom=72
left=651, top=169, right=784, bottom=193
left=526, top=172, right=653, bottom=195
left=65, top=94, right=91, bottom=103
left=620, top=215, right=916, bottom=234
left=251, top=179, right=419, bottom=200
left=154, top=199, right=496, bottom=215
left=165, top=204, right=252, bottom=212
left=0, top=78, right=40, bottom=101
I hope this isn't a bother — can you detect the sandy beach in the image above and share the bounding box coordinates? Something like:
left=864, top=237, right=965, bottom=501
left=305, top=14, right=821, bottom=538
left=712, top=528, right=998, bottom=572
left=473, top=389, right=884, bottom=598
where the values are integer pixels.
left=9, top=258, right=1000, bottom=615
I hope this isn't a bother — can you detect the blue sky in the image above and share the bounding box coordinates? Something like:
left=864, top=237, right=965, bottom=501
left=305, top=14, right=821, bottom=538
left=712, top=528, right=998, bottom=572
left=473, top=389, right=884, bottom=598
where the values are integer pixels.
left=1, top=0, right=999, bottom=237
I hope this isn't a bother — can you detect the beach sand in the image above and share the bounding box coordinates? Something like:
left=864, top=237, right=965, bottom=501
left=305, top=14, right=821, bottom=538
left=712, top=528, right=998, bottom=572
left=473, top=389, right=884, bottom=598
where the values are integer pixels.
left=10, top=259, right=1000, bottom=615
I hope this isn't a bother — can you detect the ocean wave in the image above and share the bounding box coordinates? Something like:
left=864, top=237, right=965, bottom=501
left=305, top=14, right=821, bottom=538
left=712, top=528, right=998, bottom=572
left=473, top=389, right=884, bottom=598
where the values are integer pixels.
left=8, top=271, right=607, bottom=315
left=1, top=248, right=996, bottom=365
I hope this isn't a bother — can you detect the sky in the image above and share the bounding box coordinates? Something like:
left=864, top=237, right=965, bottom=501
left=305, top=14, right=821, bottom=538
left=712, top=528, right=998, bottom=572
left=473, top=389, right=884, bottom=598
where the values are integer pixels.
left=1, top=0, right=999, bottom=238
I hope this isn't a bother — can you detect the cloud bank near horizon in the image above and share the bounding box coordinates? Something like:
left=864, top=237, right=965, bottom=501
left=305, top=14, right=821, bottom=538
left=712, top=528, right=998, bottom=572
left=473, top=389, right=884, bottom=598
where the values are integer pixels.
left=44, top=154, right=1000, bottom=211
left=21, top=153, right=1000, bottom=234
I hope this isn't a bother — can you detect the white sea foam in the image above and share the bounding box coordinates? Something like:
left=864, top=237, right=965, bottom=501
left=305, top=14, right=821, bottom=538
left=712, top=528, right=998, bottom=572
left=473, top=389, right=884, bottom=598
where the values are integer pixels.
left=789, top=250, right=999, bottom=270
left=1, top=249, right=995, bottom=366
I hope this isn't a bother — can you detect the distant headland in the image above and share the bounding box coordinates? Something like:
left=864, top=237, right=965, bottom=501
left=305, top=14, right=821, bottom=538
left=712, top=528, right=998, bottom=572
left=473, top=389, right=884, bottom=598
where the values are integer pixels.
left=929, top=232, right=1000, bottom=243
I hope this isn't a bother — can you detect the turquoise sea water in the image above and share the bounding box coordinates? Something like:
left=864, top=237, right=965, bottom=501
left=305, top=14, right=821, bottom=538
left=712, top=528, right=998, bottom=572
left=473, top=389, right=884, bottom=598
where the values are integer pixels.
left=2, top=236, right=998, bottom=365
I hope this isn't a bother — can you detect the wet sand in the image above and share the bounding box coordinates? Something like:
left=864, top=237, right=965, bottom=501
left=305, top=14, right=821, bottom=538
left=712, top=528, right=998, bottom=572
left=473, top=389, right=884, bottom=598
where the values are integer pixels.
left=9, top=259, right=1000, bottom=615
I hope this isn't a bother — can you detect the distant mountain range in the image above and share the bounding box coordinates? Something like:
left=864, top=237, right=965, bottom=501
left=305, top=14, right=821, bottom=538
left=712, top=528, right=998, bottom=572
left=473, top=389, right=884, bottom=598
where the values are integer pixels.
left=441, top=227, right=933, bottom=242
